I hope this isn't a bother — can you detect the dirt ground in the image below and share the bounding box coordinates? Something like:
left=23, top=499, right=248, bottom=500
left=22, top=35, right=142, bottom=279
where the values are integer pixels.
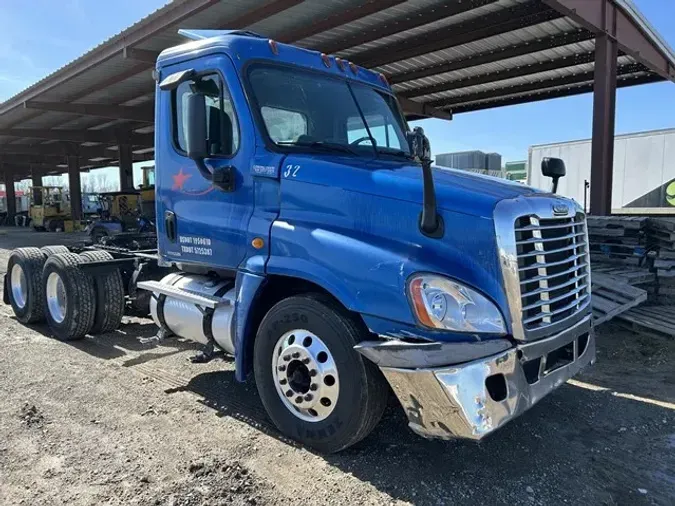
left=0, top=227, right=673, bottom=505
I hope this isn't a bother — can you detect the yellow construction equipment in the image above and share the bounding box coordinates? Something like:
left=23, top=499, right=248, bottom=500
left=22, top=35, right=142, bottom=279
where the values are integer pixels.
left=139, top=165, right=155, bottom=219
left=30, top=186, right=71, bottom=232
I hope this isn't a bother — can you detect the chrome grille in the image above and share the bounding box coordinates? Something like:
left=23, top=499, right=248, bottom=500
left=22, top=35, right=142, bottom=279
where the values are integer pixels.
left=515, top=214, right=590, bottom=334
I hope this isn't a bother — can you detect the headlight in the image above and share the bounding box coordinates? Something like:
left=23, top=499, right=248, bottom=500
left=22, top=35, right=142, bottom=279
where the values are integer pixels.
left=408, top=274, right=506, bottom=334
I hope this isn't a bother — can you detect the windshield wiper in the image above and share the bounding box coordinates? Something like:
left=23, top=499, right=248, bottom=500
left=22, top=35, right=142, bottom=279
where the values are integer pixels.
left=376, top=147, right=414, bottom=160
left=277, top=140, right=357, bottom=155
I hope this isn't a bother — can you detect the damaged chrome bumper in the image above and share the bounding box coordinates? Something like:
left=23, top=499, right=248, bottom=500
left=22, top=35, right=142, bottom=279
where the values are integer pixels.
left=358, top=314, right=594, bottom=441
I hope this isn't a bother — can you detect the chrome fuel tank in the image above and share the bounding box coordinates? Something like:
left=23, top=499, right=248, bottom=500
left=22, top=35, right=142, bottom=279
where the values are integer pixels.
left=149, top=272, right=236, bottom=354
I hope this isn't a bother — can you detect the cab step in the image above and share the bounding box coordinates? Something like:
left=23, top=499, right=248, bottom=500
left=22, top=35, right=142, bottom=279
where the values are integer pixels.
left=136, top=280, right=230, bottom=309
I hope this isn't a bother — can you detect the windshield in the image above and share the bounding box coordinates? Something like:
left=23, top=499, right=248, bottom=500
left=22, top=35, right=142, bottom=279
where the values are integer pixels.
left=247, top=64, right=410, bottom=158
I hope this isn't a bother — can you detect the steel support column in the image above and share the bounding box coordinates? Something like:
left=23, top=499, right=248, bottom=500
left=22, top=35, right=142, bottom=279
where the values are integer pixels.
left=4, top=171, right=16, bottom=222
left=31, top=168, right=43, bottom=206
left=589, top=32, right=618, bottom=216
left=68, top=156, right=82, bottom=221
left=119, top=143, right=134, bottom=191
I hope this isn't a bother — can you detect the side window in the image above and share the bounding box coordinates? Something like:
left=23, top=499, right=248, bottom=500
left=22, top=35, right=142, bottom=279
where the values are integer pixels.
left=260, top=106, right=307, bottom=143
left=173, top=74, right=240, bottom=156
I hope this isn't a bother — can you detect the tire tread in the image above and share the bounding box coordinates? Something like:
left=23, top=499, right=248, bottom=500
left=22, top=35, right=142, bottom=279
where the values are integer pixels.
left=43, top=252, right=95, bottom=341
left=79, top=250, right=125, bottom=334
left=7, top=247, right=47, bottom=323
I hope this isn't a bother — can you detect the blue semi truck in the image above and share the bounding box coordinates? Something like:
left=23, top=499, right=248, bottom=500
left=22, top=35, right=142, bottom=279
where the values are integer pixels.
left=4, top=31, right=594, bottom=453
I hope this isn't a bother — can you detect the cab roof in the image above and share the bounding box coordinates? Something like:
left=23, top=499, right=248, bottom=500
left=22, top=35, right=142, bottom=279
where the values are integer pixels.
left=157, top=30, right=389, bottom=92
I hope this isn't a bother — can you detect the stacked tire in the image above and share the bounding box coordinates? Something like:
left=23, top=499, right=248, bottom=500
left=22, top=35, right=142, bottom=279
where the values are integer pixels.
left=5, top=247, right=125, bottom=341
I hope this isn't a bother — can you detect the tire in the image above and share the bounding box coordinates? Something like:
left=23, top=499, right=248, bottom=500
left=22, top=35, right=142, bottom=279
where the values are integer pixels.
left=254, top=294, right=388, bottom=453
left=41, top=245, right=70, bottom=257
left=6, top=248, right=47, bottom=323
left=128, top=290, right=151, bottom=316
left=42, top=253, right=96, bottom=341
left=79, top=251, right=125, bottom=334
left=91, top=227, right=109, bottom=244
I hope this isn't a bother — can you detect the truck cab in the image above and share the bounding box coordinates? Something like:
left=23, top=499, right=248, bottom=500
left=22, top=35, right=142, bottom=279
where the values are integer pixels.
left=5, top=30, right=594, bottom=453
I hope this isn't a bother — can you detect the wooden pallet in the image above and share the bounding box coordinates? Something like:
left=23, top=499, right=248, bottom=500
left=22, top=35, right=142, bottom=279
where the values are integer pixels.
left=591, top=265, right=655, bottom=285
left=592, top=272, right=648, bottom=325
left=587, top=216, right=648, bottom=230
left=616, top=305, right=675, bottom=338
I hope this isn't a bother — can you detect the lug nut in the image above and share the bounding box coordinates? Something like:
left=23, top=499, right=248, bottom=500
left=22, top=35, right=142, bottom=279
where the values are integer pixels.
left=302, top=358, right=310, bottom=364
left=310, top=384, right=318, bottom=391
left=304, top=394, right=313, bottom=402
left=292, top=352, right=300, bottom=359
left=278, top=365, right=286, bottom=372
left=285, top=390, right=293, bottom=397
left=279, top=379, right=287, bottom=385
left=283, top=355, right=291, bottom=362
left=295, top=396, right=303, bottom=404
left=309, top=369, right=317, bottom=377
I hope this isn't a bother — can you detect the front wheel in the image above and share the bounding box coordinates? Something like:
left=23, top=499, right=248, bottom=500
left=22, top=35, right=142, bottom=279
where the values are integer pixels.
left=254, top=294, right=388, bottom=453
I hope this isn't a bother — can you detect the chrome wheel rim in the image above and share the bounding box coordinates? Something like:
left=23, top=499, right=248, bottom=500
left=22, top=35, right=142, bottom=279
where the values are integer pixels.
left=46, top=272, right=67, bottom=323
left=272, top=330, right=340, bottom=422
left=10, top=264, right=28, bottom=309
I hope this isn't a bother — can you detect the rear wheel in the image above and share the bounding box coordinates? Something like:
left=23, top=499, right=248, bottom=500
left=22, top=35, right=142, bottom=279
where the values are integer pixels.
left=42, top=253, right=96, bottom=341
left=41, top=245, right=70, bottom=257
left=79, top=250, right=125, bottom=334
left=6, top=248, right=47, bottom=323
left=254, top=294, right=388, bottom=453
left=90, top=226, right=109, bottom=244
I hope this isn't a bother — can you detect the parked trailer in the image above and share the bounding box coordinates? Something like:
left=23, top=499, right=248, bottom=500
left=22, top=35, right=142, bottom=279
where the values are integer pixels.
left=528, top=127, right=675, bottom=214
left=3, top=30, right=595, bottom=453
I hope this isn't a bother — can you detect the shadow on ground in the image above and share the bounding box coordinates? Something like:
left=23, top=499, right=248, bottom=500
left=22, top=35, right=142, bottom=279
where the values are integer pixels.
left=179, top=363, right=674, bottom=505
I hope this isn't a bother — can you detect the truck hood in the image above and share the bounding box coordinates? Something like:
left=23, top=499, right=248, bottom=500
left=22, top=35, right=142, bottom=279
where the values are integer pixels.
left=286, top=155, right=544, bottom=218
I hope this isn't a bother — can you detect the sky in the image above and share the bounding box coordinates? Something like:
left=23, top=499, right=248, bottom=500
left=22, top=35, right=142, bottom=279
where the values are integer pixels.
left=1, top=0, right=675, bottom=187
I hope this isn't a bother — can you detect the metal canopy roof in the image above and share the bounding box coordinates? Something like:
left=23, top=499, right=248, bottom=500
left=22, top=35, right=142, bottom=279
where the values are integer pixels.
left=0, top=0, right=674, bottom=181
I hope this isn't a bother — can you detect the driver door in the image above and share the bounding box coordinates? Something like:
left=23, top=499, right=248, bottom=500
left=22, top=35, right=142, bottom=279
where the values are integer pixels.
left=156, top=54, right=255, bottom=269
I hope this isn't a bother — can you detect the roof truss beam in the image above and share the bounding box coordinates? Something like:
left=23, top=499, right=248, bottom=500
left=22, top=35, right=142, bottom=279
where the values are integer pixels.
left=0, top=151, right=153, bottom=169
left=0, top=143, right=124, bottom=158
left=319, top=0, right=498, bottom=55
left=428, top=62, right=647, bottom=109
left=350, top=2, right=563, bottom=69
left=543, top=0, right=675, bottom=81
left=0, top=128, right=153, bottom=146
left=23, top=101, right=154, bottom=122
left=123, top=47, right=160, bottom=64
left=450, top=73, right=663, bottom=113
left=400, top=51, right=599, bottom=99
left=276, top=0, right=407, bottom=43
left=397, top=97, right=452, bottom=121
left=388, top=30, right=595, bottom=85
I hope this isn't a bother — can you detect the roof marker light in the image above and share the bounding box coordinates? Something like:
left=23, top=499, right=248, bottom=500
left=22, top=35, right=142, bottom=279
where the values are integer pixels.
left=268, top=39, right=279, bottom=55
left=349, top=62, right=358, bottom=74
left=335, top=57, right=346, bottom=71
left=321, top=53, right=331, bottom=68
left=379, top=73, right=389, bottom=86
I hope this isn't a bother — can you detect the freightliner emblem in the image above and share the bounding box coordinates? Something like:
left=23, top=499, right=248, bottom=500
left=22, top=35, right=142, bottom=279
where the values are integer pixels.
left=552, top=203, right=569, bottom=216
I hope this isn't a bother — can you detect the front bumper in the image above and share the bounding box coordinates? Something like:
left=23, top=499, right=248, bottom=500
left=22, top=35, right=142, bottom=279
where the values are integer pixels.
left=364, top=314, right=594, bottom=440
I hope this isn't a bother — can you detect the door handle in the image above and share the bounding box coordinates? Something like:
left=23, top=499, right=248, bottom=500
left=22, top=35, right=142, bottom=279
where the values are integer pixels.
left=164, top=210, right=176, bottom=242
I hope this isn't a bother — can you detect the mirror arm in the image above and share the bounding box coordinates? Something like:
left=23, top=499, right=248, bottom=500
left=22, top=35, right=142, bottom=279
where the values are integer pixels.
left=551, top=177, right=559, bottom=194
left=419, top=159, right=444, bottom=237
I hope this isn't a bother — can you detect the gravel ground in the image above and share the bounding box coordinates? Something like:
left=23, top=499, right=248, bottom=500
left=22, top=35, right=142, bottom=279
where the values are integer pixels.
left=0, top=227, right=673, bottom=505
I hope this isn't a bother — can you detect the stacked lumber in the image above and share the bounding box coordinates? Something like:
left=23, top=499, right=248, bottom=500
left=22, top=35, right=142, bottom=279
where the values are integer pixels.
left=644, top=218, right=675, bottom=303
left=587, top=216, right=648, bottom=266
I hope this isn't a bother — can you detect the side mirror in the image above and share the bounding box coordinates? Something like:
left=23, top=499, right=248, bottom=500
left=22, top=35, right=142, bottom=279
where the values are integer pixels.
left=406, top=126, right=431, bottom=163
left=185, top=92, right=208, bottom=162
left=541, top=157, right=566, bottom=193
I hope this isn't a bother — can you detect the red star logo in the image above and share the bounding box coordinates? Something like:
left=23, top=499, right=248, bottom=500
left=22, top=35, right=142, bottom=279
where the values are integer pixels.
left=172, top=169, right=192, bottom=190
